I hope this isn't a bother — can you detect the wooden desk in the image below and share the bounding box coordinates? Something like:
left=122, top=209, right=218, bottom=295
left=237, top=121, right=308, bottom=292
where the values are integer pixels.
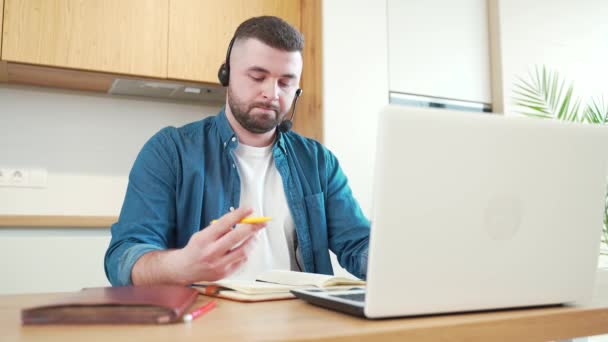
left=2, top=271, right=608, bottom=342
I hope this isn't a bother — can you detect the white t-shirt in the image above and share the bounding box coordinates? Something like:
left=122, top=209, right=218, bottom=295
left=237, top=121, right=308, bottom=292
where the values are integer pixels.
left=223, top=142, right=299, bottom=280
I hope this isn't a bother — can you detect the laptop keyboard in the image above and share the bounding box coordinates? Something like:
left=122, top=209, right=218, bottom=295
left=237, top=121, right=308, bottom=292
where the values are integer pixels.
left=331, top=292, right=366, bottom=303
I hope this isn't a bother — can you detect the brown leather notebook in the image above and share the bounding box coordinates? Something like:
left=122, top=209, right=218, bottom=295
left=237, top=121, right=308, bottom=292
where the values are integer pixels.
left=21, top=285, right=199, bottom=325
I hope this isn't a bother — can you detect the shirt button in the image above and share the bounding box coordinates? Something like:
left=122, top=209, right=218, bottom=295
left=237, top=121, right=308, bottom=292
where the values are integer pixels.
left=232, top=164, right=236, bottom=168
left=229, top=207, right=235, bottom=211
left=231, top=137, right=236, bottom=142
left=223, top=142, right=227, bottom=147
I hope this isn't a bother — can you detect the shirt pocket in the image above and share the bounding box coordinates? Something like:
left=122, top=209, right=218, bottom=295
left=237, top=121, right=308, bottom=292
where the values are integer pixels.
left=303, top=192, right=328, bottom=253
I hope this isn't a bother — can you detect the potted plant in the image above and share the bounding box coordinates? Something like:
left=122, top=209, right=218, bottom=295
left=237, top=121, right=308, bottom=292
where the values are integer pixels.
left=512, top=65, right=608, bottom=264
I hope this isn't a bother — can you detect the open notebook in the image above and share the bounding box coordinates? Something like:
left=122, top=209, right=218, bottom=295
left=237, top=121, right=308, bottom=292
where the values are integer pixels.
left=192, top=270, right=365, bottom=302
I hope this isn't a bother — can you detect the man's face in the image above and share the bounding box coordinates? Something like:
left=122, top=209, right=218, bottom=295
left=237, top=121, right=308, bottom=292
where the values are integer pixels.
left=227, top=38, right=303, bottom=134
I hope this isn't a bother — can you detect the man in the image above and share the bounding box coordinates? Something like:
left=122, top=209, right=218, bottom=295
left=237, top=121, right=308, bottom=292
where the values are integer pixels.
left=104, top=16, right=370, bottom=286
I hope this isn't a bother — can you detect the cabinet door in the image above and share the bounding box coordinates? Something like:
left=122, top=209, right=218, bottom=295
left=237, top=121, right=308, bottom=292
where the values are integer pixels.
left=387, top=0, right=492, bottom=104
left=0, top=0, right=4, bottom=58
left=1, top=0, right=168, bottom=78
left=168, top=0, right=300, bottom=83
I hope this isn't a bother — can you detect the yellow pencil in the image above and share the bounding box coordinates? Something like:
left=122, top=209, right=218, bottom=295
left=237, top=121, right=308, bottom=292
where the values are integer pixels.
left=211, top=216, right=272, bottom=225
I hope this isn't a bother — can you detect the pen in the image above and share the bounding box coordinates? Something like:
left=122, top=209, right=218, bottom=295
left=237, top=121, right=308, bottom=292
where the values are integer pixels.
left=183, top=300, right=217, bottom=322
left=210, top=216, right=272, bottom=225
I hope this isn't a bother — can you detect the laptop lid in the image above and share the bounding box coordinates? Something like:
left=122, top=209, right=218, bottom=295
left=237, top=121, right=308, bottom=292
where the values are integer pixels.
left=364, top=105, right=608, bottom=318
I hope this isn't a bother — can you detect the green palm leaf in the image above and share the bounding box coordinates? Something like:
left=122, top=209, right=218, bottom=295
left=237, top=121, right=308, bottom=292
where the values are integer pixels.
left=512, top=65, right=581, bottom=122
left=583, top=96, right=608, bottom=124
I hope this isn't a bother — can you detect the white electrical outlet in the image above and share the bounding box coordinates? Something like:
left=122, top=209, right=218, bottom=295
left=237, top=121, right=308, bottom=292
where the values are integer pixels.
left=0, top=168, right=47, bottom=188
left=11, top=169, right=27, bottom=186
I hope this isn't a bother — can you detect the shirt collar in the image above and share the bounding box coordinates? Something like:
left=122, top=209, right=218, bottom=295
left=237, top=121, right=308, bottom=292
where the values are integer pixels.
left=275, top=129, right=288, bottom=154
left=215, top=107, right=237, bottom=147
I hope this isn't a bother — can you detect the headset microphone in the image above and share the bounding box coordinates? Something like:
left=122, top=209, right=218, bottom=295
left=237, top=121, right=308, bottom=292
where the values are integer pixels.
left=278, top=88, right=303, bottom=133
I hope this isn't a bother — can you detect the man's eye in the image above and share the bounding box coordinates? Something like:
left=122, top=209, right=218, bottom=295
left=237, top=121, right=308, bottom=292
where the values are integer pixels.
left=250, top=75, right=264, bottom=82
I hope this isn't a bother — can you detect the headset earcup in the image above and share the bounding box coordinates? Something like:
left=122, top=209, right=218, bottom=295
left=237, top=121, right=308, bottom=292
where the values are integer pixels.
left=218, top=63, right=229, bottom=86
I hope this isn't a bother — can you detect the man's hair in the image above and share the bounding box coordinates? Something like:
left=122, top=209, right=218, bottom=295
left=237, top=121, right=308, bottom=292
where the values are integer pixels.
left=233, top=16, right=304, bottom=52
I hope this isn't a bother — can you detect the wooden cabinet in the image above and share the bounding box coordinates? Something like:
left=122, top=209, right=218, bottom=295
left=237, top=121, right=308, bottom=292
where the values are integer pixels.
left=168, top=0, right=300, bottom=84
left=0, top=0, right=322, bottom=141
left=1, top=0, right=169, bottom=78
left=0, top=0, right=6, bottom=82
left=0, top=0, right=4, bottom=57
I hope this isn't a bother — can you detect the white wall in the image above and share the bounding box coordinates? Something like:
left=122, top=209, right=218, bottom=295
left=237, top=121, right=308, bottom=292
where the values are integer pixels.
left=0, top=85, right=219, bottom=294
left=492, top=0, right=608, bottom=114
left=322, top=0, right=389, bottom=217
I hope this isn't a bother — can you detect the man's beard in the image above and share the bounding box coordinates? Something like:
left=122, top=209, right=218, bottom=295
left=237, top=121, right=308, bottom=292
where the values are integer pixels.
left=228, top=87, right=283, bottom=134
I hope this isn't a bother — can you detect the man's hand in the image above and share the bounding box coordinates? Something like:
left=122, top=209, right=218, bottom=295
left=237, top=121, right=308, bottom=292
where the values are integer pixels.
left=174, top=207, right=265, bottom=283
left=131, top=207, right=265, bottom=286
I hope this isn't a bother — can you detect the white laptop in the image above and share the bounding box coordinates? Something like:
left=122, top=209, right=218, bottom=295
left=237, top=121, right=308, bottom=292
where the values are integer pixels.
left=292, top=105, right=608, bottom=319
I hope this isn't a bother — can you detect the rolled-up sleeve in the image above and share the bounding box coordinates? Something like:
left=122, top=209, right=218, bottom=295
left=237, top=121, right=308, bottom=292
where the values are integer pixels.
left=104, top=128, right=178, bottom=286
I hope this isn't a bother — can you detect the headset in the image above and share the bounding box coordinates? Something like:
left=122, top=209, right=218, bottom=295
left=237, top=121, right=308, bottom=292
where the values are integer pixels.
left=217, top=36, right=235, bottom=87
left=218, top=36, right=303, bottom=133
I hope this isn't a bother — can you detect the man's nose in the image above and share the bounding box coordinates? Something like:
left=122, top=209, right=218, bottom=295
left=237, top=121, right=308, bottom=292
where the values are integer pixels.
left=261, top=79, right=280, bottom=100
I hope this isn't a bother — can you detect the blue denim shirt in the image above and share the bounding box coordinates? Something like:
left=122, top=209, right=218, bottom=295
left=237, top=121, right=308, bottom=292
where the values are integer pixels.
left=104, top=108, right=370, bottom=286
